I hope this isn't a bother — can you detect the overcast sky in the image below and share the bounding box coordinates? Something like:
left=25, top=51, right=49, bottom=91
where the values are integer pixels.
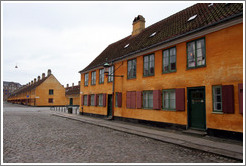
left=2, top=1, right=196, bottom=86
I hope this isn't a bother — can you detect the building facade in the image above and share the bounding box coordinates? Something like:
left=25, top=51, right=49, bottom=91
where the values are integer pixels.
left=3, top=81, right=22, bottom=101
left=7, top=69, right=66, bottom=106
left=79, top=3, right=243, bottom=135
left=65, top=82, right=80, bottom=106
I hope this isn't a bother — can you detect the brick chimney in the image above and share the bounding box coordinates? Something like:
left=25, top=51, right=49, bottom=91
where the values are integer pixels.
left=31, top=81, right=33, bottom=84
left=47, top=69, right=51, bottom=76
left=72, top=83, right=74, bottom=87
left=42, top=73, right=45, bottom=79
left=132, top=15, right=145, bottom=36
left=78, top=81, right=80, bottom=85
left=34, top=78, right=36, bottom=83
left=67, top=84, right=69, bottom=88
left=38, top=76, right=40, bottom=81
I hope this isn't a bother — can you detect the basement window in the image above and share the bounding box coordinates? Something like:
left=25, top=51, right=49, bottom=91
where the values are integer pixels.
left=187, top=14, right=197, bottom=22
left=124, top=44, right=129, bottom=48
left=149, top=32, right=157, bottom=37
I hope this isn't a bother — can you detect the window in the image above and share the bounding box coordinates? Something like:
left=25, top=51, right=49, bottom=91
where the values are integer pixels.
left=143, top=91, right=153, bottom=109
left=163, top=47, right=176, bottom=73
left=48, top=98, right=53, bottom=103
left=84, top=73, right=89, bottom=86
left=108, top=66, right=114, bottom=82
left=98, top=94, right=103, bottom=106
left=143, top=54, right=154, bottom=76
left=90, top=94, right=95, bottom=106
left=49, top=89, right=54, bottom=95
left=213, top=86, right=222, bottom=112
left=187, top=38, right=206, bottom=68
left=163, top=90, right=176, bottom=110
left=84, top=95, right=88, bottom=106
left=127, top=59, right=136, bottom=79
left=91, top=71, right=96, bottom=85
left=99, top=69, right=104, bottom=84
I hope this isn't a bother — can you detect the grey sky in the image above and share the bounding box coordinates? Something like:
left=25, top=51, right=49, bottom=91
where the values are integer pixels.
left=2, top=1, right=196, bottom=86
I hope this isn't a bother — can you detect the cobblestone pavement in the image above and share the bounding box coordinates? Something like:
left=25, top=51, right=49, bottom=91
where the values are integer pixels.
left=3, top=103, right=241, bottom=163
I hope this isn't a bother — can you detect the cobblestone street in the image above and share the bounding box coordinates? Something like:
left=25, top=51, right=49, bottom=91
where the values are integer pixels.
left=3, top=103, right=241, bottom=163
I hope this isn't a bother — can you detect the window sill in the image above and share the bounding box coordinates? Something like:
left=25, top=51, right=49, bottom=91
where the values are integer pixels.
left=212, top=111, right=223, bottom=114
left=186, top=65, right=206, bottom=70
left=127, top=77, right=136, bottom=80
left=162, top=70, right=176, bottom=74
left=162, top=109, right=176, bottom=111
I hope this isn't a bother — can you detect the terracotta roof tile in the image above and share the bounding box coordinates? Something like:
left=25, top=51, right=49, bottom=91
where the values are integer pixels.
left=79, top=3, right=243, bottom=73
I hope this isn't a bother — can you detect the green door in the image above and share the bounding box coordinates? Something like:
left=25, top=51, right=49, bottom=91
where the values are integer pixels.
left=188, top=87, right=206, bottom=130
left=107, top=94, right=113, bottom=118
left=70, top=98, right=73, bottom=105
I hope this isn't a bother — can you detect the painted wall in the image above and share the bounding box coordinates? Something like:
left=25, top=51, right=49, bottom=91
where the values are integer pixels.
left=66, top=95, right=80, bottom=106
left=35, top=75, right=66, bottom=106
left=80, top=23, right=243, bottom=132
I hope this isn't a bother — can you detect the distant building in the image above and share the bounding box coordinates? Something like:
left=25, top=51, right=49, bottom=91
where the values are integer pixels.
left=65, top=82, right=80, bottom=106
left=7, top=69, right=66, bottom=106
left=3, top=81, right=21, bottom=101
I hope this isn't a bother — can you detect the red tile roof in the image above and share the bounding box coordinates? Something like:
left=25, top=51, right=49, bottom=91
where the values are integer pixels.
left=65, top=85, right=80, bottom=95
left=79, top=3, right=243, bottom=73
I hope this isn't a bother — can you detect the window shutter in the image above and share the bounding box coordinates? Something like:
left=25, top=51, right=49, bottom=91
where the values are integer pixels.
left=176, top=88, right=185, bottom=111
left=103, top=94, right=106, bottom=107
left=81, top=95, right=84, bottom=106
left=117, top=92, right=122, bottom=107
left=87, top=95, right=91, bottom=106
left=136, top=91, right=142, bottom=109
left=131, top=91, right=136, bottom=109
left=222, top=85, right=234, bottom=114
left=153, top=90, right=161, bottom=110
left=94, top=94, right=98, bottom=106
left=126, top=91, right=131, bottom=108
left=238, top=83, right=243, bottom=114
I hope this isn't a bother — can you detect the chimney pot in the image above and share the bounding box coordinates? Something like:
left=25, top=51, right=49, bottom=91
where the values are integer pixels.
left=132, top=15, right=145, bottom=36
left=47, top=69, right=51, bottom=76
left=31, top=81, right=33, bottom=84
left=34, top=78, right=36, bottom=83
left=42, top=73, right=45, bottom=79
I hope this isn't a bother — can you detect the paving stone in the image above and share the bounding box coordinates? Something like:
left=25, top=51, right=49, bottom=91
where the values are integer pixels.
left=3, top=102, right=241, bottom=163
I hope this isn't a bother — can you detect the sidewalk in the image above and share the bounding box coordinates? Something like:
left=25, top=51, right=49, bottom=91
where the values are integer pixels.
left=51, top=111, right=243, bottom=161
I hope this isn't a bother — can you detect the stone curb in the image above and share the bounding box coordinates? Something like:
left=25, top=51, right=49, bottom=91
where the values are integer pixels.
left=51, top=112, right=243, bottom=161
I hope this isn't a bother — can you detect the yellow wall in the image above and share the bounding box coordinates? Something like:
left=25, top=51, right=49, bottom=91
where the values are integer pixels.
left=81, top=23, right=243, bottom=132
left=66, top=95, right=80, bottom=105
left=35, top=75, right=66, bottom=106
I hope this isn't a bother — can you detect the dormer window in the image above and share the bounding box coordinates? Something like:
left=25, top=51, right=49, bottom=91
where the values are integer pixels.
left=149, top=32, right=157, bottom=37
left=124, top=44, right=129, bottom=48
left=187, top=14, right=197, bottom=22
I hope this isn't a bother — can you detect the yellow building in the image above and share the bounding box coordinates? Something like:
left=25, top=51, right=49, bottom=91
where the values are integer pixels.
left=8, top=69, right=66, bottom=106
left=79, top=3, right=243, bottom=138
left=65, top=82, right=80, bottom=106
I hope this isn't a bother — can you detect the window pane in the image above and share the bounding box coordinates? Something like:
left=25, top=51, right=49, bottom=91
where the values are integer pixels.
left=144, top=61, right=148, bottom=76
left=188, top=42, right=195, bottom=68
left=170, top=48, right=176, bottom=71
left=170, top=91, right=176, bottom=109
left=213, top=86, right=222, bottom=111
left=163, top=92, right=169, bottom=108
left=163, top=50, right=169, bottom=72
left=149, top=92, right=153, bottom=108
left=143, top=92, right=147, bottom=108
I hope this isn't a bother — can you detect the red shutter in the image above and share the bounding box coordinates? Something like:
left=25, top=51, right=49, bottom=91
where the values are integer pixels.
left=81, top=95, right=84, bottom=106
left=131, top=91, right=136, bottom=109
left=153, top=90, right=161, bottom=110
left=103, top=94, right=106, bottom=107
left=136, top=91, right=142, bottom=109
left=238, top=83, right=243, bottom=114
left=176, top=88, right=185, bottom=111
left=126, top=91, right=131, bottom=108
left=222, top=85, right=234, bottom=114
left=117, top=92, right=122, bottom=107
left=94, top=94, right=98, bottom=106
left=87, top=95, right=91, bottom=106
